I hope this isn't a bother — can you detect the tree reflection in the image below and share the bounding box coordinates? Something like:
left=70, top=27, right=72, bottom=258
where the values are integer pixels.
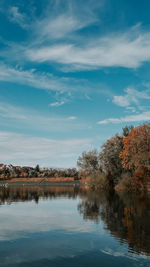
left=0, top=185, right=87, bottom=204
left=78, top=190, right=150, bottom=256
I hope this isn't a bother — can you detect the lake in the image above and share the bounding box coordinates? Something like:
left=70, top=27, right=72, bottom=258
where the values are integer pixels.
left=0, top=185, right=150, bottom=266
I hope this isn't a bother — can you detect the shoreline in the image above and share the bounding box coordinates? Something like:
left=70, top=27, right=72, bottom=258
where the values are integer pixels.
left=0, top=179, right=87, bottom=187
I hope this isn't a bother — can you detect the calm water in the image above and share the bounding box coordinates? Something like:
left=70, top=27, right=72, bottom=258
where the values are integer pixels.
left=0, top=186, right=150, bottom=267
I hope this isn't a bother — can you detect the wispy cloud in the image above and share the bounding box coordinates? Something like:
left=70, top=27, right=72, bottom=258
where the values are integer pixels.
left=8, top=6, right=28, bottom=29
left=113, top=88, right=150, bottom=108
left=0, top=63, right=85, bottom=93
left=26, top=29, right=150, bottom=71
left=3, top=2, right=150, bottom=71
left=49, top=101, right=65, bottom=107
left=0, top=63, right=108, bottom=102
left=0, top=102, right=82, bottom=133
left=67, top=116, right=77, bottom=120
left=34, top=13, right=97, bottom=42
left=97, top=111, right=150, bottom=125
left=0, top=131, right=91, bottom=167
left=31, top=0, right=100, bottom=42
left=0, top=103, right=27, bottom=120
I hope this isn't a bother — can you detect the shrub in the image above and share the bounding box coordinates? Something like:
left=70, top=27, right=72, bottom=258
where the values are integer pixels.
left=115, top=173, right=139, bottom=192
left=88, top=173, right=110, bottom=191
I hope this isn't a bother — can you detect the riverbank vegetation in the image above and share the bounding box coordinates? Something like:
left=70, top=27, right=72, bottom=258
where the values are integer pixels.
left=0, top=165, right=79, bottom=180
left=77, top=123, right=150, bottom=192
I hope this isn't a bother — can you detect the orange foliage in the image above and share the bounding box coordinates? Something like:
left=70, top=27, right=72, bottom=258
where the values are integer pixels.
left=45, top=177, right=74, bottom=182
left=6, top=178, right=43, bottom=182
left=6, top=177, right=87, bottom=183
left=120, top=124, right=150, bottom=171
left=133, top=167, right=150, bottom=187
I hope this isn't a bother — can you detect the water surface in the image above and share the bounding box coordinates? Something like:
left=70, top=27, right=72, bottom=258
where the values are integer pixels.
left=0, top=186, right=150, bottom=266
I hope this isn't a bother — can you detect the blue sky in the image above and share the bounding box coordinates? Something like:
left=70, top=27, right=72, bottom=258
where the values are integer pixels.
left=0, top=0, right=150, bottom=167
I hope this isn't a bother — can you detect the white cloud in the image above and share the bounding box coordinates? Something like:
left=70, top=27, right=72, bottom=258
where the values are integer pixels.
left=31, top=0, right=100, bottom=43
left=8, top=6, right=27, bottom=28
left=34, top=13, right=97, bottom=42
left=4, top=3, right=150, bottom=72
left=0, top=131, right=91, bottom=167
left=0, top=103, right=27, bottom=120
left=49, top=101, right=65, bottom=107
left=97, top=111, right=150, bottom=125
left=3, top=0, right=150, bottom=74
left=2, top=2, right=150, bottom=72
left=126, top=106, right=137, bottom=113
left=26, top=30, right=150, bottom=70
left=113, top=88, right=150, bottom=108
left=67, top=116, right=77, bottom=120
left=0, top=63, right=82, bottom=92
left=0, top=63, right=99, bottom=97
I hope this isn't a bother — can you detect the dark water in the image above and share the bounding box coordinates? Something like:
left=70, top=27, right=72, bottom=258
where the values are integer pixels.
left=0, top=186, right=150, bottom=266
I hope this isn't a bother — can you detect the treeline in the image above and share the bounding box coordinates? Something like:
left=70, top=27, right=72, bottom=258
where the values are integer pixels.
left=77, top=123, right=150, bottom=191
left=0, top=165, right=79, bottom=180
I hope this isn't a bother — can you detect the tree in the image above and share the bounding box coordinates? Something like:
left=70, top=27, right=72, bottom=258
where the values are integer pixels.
left=97, top=126, right=135, bottom=185
left=122, top=125, right=134, bottom=137
left=77, top=149, right=100, bottom=176
left=35, top=164, right=40, bottom=172
left=99, top=135, right=123, bottom=185
left=120, top=124, right=150, bottom=171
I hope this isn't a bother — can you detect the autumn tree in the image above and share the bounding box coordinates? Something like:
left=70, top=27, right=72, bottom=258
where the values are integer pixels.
left=97, top=126, right=133, bottom=186
left=119, top=124, right=150, bottom=188
left=120, top=124, right=150, bottom=171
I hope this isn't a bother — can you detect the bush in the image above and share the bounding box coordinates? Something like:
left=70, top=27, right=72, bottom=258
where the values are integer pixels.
left=88, top=173, right=110, bottom=191
left=115, top=173, right=139, bottom=192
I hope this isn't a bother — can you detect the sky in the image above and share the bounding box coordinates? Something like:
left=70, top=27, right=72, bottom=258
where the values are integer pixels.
left=0, top=0, right=150, bottom=167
